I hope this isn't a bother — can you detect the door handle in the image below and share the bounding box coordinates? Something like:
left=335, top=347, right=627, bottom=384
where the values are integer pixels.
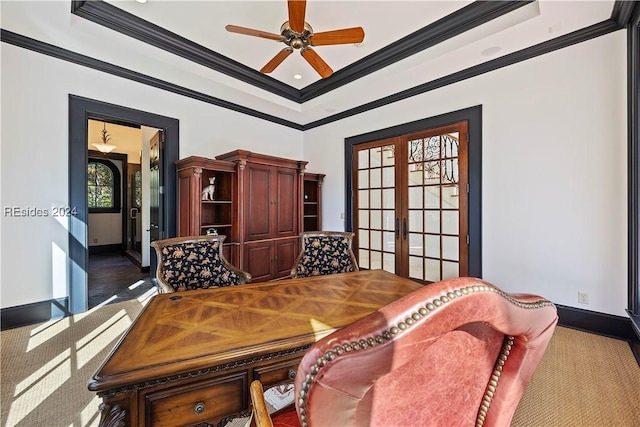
left=395, top=218, right=400, bottom=239
left=403, top=218, right=407, bottom=240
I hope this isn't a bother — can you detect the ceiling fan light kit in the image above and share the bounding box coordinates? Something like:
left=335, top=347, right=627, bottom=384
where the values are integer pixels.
left=225, top=0, right=364, bottom=79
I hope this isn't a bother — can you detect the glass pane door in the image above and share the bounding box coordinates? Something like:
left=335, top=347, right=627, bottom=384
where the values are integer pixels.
left=352, top=121, right=468, bottom=282
left=406, top=128, right=464, bottom=282
left=355, top=142, right=396, bottom=274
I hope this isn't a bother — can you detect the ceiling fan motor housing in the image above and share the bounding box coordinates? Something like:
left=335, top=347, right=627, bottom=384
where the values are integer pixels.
left=281, top=20, right=313, bottom=49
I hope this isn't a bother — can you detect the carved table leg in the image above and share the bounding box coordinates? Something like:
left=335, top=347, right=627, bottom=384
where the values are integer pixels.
left=98, top=402, right=127, bottom=427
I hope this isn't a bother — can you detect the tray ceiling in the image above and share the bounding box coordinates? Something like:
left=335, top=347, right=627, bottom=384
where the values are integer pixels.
left=2, top=1, right=618, bottom=125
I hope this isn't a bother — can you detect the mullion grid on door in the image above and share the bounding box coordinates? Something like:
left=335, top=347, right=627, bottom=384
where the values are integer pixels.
left=408, top=132, right=461, bottom=283
left=356, top=145, right=395, bottom=272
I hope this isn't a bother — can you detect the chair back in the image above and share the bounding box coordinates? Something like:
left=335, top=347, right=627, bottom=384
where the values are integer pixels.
left=150, top=235, right=251, bottom=293
left=292, top=231, right=358, bottom=278
left=292, top=276, right=558, bottom=427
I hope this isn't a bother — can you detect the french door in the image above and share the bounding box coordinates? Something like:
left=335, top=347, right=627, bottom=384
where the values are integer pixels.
left=354, top=122, right=469, bottom=283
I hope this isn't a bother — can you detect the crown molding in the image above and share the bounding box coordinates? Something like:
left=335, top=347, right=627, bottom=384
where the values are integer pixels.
left=611, top=0, right=640, bottom=27
left=70, top=1, right=300, bottom=102
left=1, top=16, right=620, bottom=132
left=299, top=1, right=534, bottom=102
left=70, top=0, right=533, bottom=104
left=302, top=19, right=620, bottom=130
left=0, top=29, right=304, bottom=130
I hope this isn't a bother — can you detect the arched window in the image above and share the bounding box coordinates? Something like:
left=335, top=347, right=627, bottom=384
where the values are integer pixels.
left=88, top=159, right=121, bottom=213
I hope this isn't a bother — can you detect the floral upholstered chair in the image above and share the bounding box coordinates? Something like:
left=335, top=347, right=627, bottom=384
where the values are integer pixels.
left=150, top=235, right=251, bottom=293
left=291, top=231, right=359, bottom=279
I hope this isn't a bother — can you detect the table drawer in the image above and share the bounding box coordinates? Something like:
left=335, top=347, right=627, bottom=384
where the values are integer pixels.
left=145, top=372, right=247, bottom=426
left=253, top=358, right=300, bottom=386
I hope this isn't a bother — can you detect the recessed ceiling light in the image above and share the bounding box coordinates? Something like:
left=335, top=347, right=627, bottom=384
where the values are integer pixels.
left=548, top=23, right=561, bottom=34
left=293, top=74, right=303, bottom=80
left=135, top=0, right=148, bottom=3
left=481, top=46, right=501, bottom=57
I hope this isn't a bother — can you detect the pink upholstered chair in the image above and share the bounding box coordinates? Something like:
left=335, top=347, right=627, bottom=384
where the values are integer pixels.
left=249, top=276, right=558, bottom=427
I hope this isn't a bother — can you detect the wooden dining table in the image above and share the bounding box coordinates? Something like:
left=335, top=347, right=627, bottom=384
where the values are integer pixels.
left=88, top=269, right=423, bottom=427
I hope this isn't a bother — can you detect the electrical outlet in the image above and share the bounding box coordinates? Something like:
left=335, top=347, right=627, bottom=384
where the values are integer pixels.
left=578, top=291, right=589, bottom=304
left=93, top=238, right=98, bottom=244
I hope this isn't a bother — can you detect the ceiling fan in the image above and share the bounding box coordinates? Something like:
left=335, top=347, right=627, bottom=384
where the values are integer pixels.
left=225, top=0, right=365, bottom=78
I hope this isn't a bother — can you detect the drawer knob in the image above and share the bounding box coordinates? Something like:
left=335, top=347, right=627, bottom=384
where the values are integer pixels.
left=288, top=369, right=297, bottom=379
left=193, top=401, right=206, bottom=414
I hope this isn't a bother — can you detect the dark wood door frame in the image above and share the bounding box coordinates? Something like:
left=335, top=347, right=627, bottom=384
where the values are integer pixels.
left=345, top=105, right=482, bottom=278
left=69, top=95, right=179, bottom=314
left=627, top=11, right=640, bottom=336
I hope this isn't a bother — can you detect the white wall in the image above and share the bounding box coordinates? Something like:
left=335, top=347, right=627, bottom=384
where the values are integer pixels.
left=0, top=18, right=628, bottom=318
left=88, top=212, right=123, bottom=246
left=0, top=44, right=303, bottom=309
left=303, top=31, right=628, bottom=316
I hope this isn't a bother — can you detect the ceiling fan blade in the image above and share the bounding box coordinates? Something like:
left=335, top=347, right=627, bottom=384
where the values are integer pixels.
left=309, top=27, right=365, bottom=46
left=260, top=48, right=294, bottom=73
left=288, top=0, right=307, bottom=33
left=225, top=25, right=284, bottom=41
left=301, top=48, right=333, bottom=78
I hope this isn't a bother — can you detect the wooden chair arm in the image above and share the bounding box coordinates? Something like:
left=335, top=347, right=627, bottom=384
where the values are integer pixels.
left=220, top=257, right=252, bottom=284
left=249, top=380, right=274, bottom=427
left=155, top=279, right=175, bottom=294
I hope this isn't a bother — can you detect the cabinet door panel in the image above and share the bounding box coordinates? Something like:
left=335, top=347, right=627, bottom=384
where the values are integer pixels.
left=274, top=169, right=297, bottom=237
left=245, top=166, right=272, bottom=240
left=244, top=241, right=273, bottom=282
left=274, top=238, right=298, bottom=278
left=178, top=174, right=195, bottom=236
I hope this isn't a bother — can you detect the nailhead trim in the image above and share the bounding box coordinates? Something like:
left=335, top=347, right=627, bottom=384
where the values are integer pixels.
left=475, top=335, right=514, bottom=427
left=297, top=283, right=554, bottom=427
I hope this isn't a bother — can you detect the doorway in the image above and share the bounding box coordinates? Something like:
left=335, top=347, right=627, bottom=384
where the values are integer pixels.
left=86, top=119, right=151, bottom=307
left=345, top=106, right=482, bottom=280
left=69, top=95, right=179, bottom=314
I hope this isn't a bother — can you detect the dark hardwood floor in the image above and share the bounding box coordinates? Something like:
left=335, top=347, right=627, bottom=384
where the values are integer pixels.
left=88, top=252, right=156, bottom=309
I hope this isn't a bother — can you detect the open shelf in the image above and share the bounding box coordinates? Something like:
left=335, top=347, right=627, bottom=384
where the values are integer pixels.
left=303, top=173, right=325, bottom=232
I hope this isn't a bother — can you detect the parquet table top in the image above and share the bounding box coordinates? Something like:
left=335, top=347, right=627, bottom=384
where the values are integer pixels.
left=88, top=269, right=422, bottom=392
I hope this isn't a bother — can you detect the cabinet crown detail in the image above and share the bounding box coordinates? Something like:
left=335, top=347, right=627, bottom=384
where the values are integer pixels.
left=216, top=149, right=308, bottom=171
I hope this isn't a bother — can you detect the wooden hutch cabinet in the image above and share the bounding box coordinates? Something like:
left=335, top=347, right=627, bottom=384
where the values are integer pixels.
left=177, top=150, right=318, bottom=282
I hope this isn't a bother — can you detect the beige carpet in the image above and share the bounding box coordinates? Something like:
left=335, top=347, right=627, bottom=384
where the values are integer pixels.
left=1, top=296, right=639, bottom=427
left=1, top=293, right=155, bottom=427
left=512, top=326, right=640, bottom=427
